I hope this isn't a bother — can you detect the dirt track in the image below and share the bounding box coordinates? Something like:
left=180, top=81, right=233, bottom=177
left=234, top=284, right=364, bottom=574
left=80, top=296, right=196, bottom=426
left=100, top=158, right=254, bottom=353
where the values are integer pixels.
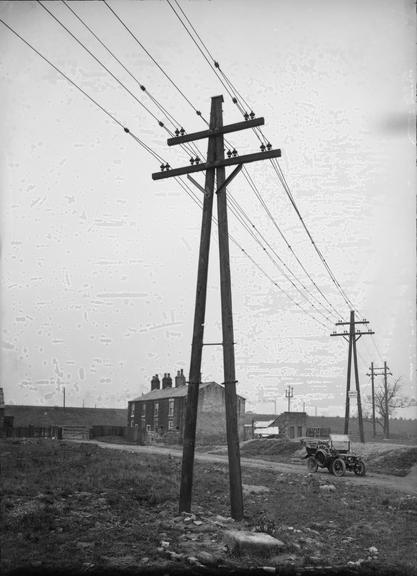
left=74, top=440, right=417, bottom=495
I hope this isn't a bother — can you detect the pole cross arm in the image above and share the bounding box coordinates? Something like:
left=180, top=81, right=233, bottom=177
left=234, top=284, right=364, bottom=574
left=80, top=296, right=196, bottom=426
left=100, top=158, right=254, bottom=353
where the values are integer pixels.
left=152, top=149, right=281, bottom=180
left=167, top=117, right=265, bottom=146
left=336, top=319, right=370, bottom=325
left=331, top=330, right=374, bottom=337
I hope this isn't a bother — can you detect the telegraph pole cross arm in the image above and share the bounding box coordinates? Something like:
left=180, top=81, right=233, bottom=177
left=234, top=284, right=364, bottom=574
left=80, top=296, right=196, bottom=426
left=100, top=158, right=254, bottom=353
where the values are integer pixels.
left=152, top=148, right=281, bottom=180
left=166, top=117, right=265, bottom=145
left=151, top=95, right=281, bottom=521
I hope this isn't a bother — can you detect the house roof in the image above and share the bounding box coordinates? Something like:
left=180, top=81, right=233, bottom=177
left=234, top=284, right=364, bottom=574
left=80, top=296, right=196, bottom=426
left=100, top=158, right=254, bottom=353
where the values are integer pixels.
left=130, top=381, right=246, bottom=402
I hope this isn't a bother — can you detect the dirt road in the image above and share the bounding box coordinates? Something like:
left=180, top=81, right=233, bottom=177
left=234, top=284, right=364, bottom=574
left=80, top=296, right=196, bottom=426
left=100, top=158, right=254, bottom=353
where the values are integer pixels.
left=75, top=440, right=417, bottom=495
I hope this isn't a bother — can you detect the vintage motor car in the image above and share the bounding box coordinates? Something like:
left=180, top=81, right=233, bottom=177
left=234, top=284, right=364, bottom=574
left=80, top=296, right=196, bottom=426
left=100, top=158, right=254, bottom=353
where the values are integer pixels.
left=301, top=433, right=366, bottom=477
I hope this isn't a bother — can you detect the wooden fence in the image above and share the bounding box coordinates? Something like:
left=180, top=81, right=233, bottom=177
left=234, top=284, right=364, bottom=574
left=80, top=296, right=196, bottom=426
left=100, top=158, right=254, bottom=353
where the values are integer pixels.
left=5, top=426, right=61, bottom=439
left=90, top=425, right=126, bottom=438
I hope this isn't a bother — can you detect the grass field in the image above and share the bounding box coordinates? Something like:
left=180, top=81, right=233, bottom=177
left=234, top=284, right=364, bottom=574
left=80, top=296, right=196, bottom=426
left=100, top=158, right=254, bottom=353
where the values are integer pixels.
left=1, top=438, right=417, bottom=574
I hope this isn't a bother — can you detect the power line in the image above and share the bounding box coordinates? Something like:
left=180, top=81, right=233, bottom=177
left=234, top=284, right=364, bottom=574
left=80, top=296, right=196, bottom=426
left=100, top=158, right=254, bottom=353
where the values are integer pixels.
left=270, top=157, right=356, bottom=311
left=0, top=16, right=165, bottom=164
left=37, top=0, right=173, bottom=132
left=226, top=193, right=333, bottom=325
left=1, top=15, right=328, bottom=333
left=241, top=166, right=342, bottom=321
left=167, top=0, right=253, bottom=115
left=45, top=0, right=203, bottom=163
left=169, top=0, right=359, bottom=315
left=102, top=0, right=209, bottom=125
left=61, top=0, right=180, bottom=132
left=100, top=0, right=340, bottom=321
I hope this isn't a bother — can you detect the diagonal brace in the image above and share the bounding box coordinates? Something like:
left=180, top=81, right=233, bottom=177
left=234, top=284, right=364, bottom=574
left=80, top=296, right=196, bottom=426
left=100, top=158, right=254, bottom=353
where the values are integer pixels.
left=188, top=164, right=243, bottom=196
left=216, top=164, right=242, bottom=195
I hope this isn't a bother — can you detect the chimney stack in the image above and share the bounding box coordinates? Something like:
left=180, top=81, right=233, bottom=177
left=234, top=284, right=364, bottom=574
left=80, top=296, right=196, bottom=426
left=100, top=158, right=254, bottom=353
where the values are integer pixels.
left=175, top=369, right=186, bottom=387
left=162, top=373, right=173, bottom=389
left=151, top=374, right=160, bottom=391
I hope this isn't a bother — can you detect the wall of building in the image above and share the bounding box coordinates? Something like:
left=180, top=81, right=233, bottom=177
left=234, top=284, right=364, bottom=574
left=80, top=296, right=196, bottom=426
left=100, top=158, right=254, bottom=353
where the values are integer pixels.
left=275, top=412, right=307, bottom=440
left=199, top=383, right=245, bottom=415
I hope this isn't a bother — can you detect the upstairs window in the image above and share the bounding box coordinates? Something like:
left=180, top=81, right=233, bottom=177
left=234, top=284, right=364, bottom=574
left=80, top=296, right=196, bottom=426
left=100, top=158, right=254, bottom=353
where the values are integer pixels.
left=168, top=398, right=174, bottom=417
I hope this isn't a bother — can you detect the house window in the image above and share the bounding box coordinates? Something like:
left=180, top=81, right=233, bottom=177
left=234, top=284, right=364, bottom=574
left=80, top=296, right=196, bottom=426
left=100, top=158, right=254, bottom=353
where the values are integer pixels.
left=154, top=402, right=159, bottom=417
left=289, top=426, right=295, bottom=439
left=297, top=426, right=302, bottom=437
left=131, top=404, right=135, bottom=416
left=146, top=424, right=151, bottom=432
left=168, top=398, right=174, bottom=418
left=168, top=419, right=174, bottom=430
left=142, top=403, right=146, bottom=415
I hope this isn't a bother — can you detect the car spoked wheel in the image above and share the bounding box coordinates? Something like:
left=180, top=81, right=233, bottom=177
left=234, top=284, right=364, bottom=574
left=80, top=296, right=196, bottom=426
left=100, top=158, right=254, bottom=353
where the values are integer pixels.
left=331, top=457, right=346, bottom=477
left=315, top=449, right=327, bottom=468
left=354, top=461, right=366, bottom=476
left=307, top=456, right=318, bottom=473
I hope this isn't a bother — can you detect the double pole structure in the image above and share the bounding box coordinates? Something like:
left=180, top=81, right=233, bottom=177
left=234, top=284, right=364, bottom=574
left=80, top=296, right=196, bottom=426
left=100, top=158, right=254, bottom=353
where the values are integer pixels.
left=152, top=95, right=281, bottom=520
left=368, top=361, right=392, bottom=439
left=331, top=310, right=374, bottom=443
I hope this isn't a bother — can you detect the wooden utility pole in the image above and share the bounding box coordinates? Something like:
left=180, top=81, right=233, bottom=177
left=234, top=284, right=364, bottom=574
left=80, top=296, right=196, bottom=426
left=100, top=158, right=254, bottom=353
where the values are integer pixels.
left=152, top=95, right=281, bottom=520
left=373, top=361, right=392, bottom=439
left=366, top=362, right=376, bottom=437
left=63, top=386, right=66, bottom=409
left=285, top=385, right=293, bottom=412
left=331, top=311, right=374, bottom=443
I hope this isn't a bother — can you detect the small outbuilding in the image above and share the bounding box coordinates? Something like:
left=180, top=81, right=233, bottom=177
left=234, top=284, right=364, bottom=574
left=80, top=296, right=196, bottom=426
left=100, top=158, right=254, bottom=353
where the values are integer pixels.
left=270, top=411, right=307, bottom=440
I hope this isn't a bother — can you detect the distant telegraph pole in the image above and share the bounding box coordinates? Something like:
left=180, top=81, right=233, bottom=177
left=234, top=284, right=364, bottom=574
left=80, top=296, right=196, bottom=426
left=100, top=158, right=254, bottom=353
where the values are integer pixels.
left=63, top=386, right=66, bottom=409
left=372, top=361, right=392, bottom=439
left=285, top=385, right=294, bottom=412
left=331, top=311, right=374, bottom=443
left=152, top=95, right=281, bottom=520
left=366, top=362, right=376, bottom=437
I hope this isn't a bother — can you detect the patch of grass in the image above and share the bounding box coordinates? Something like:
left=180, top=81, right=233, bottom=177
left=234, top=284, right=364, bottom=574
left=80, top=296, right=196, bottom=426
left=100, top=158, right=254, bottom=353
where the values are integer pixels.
left=366, top=447, right=417, bottom=476
left=1, top=438, right=417, bottom=575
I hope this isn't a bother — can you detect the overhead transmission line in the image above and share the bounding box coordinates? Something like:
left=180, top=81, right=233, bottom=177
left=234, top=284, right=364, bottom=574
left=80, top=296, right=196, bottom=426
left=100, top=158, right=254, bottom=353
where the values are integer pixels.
left=48, top=0, right=325, bottom=319
left=0, top=16, right=329, bottom=332
left=48, top=1, right=331, bottom=328
left=166, top=0, right=359, bottom=317
left=167, top=0, right=397, bottom=371
left=44, top=0, right=205, bottom=163
left=102, top=0, right=209, bottom=126
left=101, top=0, right=340, bottom=323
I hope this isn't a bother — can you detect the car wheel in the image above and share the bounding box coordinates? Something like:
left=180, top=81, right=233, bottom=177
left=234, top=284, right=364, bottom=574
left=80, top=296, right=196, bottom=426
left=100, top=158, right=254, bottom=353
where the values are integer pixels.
left=354, top=461, right=366, bottom=476
left=307, top=456, right=318, bottom=473
left=331, top=457, right=346, bottom=477
left=315, top=449, right=327, bottom=468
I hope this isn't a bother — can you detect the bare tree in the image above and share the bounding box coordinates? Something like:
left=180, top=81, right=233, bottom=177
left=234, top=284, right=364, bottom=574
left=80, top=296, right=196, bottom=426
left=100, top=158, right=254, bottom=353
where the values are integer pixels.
left=365, top=377, right=415, bottom=437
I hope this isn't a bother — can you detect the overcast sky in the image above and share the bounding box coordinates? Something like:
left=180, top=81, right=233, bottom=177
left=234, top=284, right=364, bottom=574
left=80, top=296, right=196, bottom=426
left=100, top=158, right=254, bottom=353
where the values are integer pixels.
left=1, top=0, right=415, bottom=418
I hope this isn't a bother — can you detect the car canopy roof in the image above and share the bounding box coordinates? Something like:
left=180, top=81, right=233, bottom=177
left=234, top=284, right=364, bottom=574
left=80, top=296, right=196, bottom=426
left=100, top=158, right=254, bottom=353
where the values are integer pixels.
left=329, top=434, right=350, bottom=442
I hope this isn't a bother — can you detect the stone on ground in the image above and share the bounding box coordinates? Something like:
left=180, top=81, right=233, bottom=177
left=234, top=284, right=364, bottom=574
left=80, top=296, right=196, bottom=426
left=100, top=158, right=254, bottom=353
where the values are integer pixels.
left=224, top=530, right=285, bottom=556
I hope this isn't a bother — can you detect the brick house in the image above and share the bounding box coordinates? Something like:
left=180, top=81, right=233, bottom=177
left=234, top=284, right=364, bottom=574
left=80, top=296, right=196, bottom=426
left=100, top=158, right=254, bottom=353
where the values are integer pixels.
left=128, top=370, right=246, bottom=444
